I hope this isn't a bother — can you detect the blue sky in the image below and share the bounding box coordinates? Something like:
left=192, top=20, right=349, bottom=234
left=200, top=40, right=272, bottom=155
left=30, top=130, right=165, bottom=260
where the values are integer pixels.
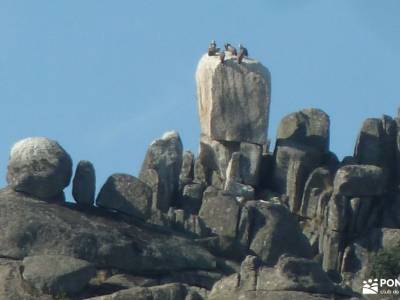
left=0, top=1, right=399, bottom=197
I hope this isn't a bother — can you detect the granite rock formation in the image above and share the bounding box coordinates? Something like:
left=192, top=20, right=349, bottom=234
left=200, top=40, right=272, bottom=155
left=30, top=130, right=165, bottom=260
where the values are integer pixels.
left=0, top=51, right=398, bottom=299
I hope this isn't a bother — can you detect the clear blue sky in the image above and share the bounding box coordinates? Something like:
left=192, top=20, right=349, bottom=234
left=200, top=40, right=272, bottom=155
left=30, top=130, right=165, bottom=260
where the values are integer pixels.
left=1, top=1, right=399, bottom=197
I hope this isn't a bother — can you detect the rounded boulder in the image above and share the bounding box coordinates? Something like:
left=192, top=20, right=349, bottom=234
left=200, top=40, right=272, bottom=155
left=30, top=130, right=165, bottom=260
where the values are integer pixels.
left=6, top=137, right=73, bottom=198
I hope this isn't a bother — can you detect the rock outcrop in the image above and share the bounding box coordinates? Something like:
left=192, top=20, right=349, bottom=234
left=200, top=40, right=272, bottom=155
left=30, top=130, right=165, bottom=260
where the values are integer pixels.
left=2, top=51, right=399, bottom=299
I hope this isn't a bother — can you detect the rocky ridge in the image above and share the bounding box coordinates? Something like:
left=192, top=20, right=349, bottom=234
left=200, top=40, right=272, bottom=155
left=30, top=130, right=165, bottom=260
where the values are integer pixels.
left=0, top=52, right=398, bottom=299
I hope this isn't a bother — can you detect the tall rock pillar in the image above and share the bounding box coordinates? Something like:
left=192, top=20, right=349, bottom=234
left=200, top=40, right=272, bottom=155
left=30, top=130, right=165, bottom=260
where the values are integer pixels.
left=195, top=52, right=271, bottom=194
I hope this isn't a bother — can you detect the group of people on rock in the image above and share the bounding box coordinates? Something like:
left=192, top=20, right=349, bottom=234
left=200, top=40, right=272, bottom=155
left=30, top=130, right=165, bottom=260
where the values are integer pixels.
left=208, top=40, right=249, bottom=64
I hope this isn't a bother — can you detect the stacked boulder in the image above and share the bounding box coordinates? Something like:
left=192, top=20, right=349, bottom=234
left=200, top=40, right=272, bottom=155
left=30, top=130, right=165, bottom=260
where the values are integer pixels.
left=195, top=53, right=271, bottom=196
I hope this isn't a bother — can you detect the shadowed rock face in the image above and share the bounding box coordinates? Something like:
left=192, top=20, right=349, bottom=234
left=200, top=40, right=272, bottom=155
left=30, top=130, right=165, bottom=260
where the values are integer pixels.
left=246, top=201, right=313, bottom=266
left=139, top=131, right=183, bottom=212
left=72, top=160, right=96, bottom=206
left=22, top=255, right=96, bottom=295
left=96, top=173, right=153, bottom=220
left=0, top=187, right=216, bottom=275
left=196, top=53, right=271, bottom=145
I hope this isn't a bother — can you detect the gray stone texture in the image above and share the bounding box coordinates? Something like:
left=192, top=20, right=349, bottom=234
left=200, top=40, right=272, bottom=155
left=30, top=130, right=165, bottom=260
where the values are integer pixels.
left=276, top=108, right=330, bottom=152
left=196, top=53, right=271, bottom=144
left=6, top=137, right=73, bottom=199
left=180, top=150, right=195, bottom=186
left=272, top=108, right=330, bottom=213
left=182, top=183, right=205, bottom=215
left=199, top=134, right=238, bottom=183
left=300, top=167, right=333, bottom=219
left=139, top=131, right=183, bottom=212
left=354, top=116, right=397, bottom=185
left=22, top=255, right=95, bottom=295
left=257, top=255, right=335, bottom=294
left=96, top=173, right=152, bottom=220
left=333, top=164, right=385, bottom=196
left=72, top=160, right=96, bottom=206
left=0, top=187, right=216, bottom=274
left=246, top=201, right=312, bottom=266
left=199, top=194, right=240, bottom=239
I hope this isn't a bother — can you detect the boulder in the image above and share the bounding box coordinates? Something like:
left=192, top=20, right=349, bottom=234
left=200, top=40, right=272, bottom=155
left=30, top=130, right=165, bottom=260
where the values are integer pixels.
left=196, top=53, right=271, bottom=144
left=6, top=137, right=72, bottom=199
left=199, top=194, right=240, bottom=239
left=139, top=131, right=183, bottom=212
left=182, top=183, right=205, bottom=215
left=333, top=164, right=385, bottom=196
left=246, top=201, right=312, bottom=266
left=72, top=160, right=96, bottom=206
left=276, top=108, right=330, bottom=152
left=354, top=117, right=397, bottom=180
left=0, top=187, right=216, bottom=273
left=257, top=255, right=335, bottom=294
left=96, top=173, right=152, bottom=220
left=22, top=255, right=95, bottom=295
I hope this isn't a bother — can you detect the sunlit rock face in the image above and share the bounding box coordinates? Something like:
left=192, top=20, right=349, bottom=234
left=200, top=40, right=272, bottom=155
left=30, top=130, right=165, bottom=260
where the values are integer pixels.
left=196, top=53, right=271, bottom=145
